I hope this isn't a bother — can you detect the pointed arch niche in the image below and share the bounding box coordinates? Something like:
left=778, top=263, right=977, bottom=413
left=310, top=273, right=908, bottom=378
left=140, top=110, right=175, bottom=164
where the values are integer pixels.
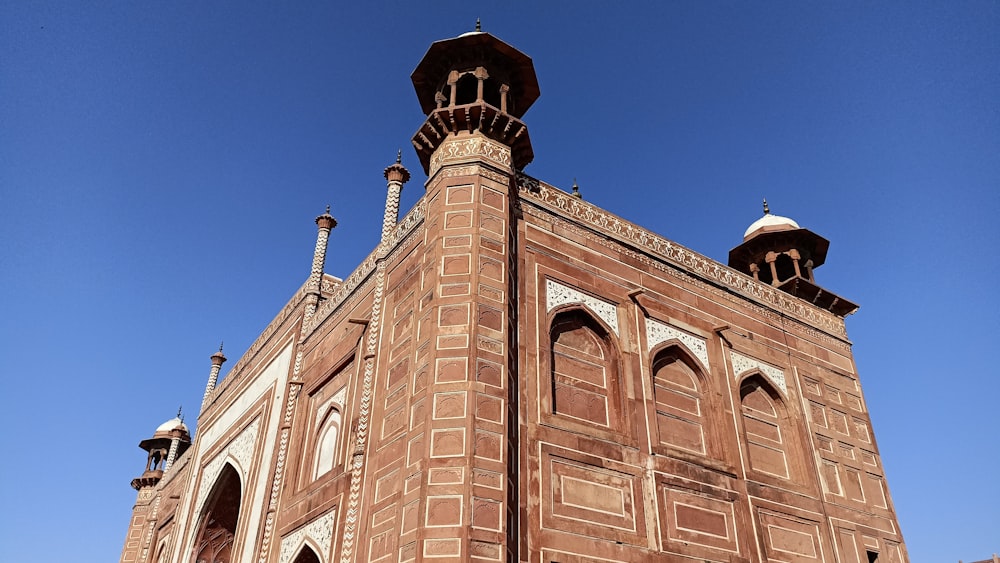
left=739, top=375, right=794, bottom=480
left=548, top=308, right=624, bottom=432
left=192, top=463, right=242, bottom=563
left=650, top=346, right=711, bottom=456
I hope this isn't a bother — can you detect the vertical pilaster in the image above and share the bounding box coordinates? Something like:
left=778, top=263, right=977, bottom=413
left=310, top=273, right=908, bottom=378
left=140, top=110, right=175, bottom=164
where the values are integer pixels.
left=411, top=131, right=517, bottom=561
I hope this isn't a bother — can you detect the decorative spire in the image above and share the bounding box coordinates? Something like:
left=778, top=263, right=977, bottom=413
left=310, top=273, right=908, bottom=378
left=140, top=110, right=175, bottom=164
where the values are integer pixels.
left=763, top=198, right=770, bottom=215
left=176, top=405, right=183, bottom=422
left=475, top=17, right=481, bottom=32
left=382, top=152, right=411, bottom=243
left=571, top=178, right=581, bottom=199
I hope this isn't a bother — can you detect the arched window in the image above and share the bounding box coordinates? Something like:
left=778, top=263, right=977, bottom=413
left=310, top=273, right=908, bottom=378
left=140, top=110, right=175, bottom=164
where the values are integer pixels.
left=652, top=348, right=707, bottom=455
left=291, top=545, right=321, bottom=563
left=455, top=73, right=479, bottom=105
left=550, top=310, right=621, bottom=430
left=740, top=377, right=791, bottom=479
left=193, top=463, right=241, bottom=563
left=314, top=409, right=342, bottom=479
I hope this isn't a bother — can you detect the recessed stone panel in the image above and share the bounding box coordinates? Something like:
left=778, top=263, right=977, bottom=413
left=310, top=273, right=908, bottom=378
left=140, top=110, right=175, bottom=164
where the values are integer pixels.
left=759, top=510, right=822, bottom=561
left=432, top=391, right=467, bottom=419
left=473, top=469, right=503, bottom=490
left=474, top=430, right=503, bottom=462
left=476, top=359, right=503, bottom=387
left=442, top=255, right=471, bottom=276
left=401, top=501, right=419, bottom=534
left=480, top=213, right=504, bottom=235
left=443, top=234, right=472, bottom=248
left=423, top=538, right=461, bottom=558
left=478, top=283, right=504, bottom=303
left=476, top=393, right=503, bottom=424
left=480, top=186, right=504, bottom=210
left=439, top=303, right=470, bottom=327
left=444, top=210, right=473, bottom=229
left=544, top=455, right=639, bottom=540
left=428, top=467, right=464, bottom=485
left=478, top=305, right=503, bottom=331
left=374, top=469, right=400, bottom=502
left=440, top=282, right=470, bottom=297
left=479, top=257, right=504, bottom=282
left=429, top=428, right=465, bottom=458
left=445, top=184, right=474, bottom=205
left=435, top=357, right=469, bottom=383
left=472, top=497, right=502, bottom=531
left=470, top=540, right=501, bottom=561
left=425, top=495, right=463, bottom=527
left=436, top=334, right=469, bottom=350
left=661, top=486, right=739, bottom=553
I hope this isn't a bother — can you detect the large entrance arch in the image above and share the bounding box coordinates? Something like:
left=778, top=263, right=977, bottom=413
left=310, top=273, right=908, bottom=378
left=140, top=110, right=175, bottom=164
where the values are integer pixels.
left=192, top=463, right=242, bottom=563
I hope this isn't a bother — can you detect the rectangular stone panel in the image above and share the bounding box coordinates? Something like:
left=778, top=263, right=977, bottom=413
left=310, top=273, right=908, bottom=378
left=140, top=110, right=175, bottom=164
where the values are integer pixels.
left=759, top=510, right=823, bottom=562
left=656, top=412, right=705, bottom=454
left=543, top=454, right=640, bottom=542
left=423, top=538, right=461, bottom=558
left=444, top=210, right=473, bottom=229
left=429, top=428, right=465, bottom=458
left=425, top=495, right=463, bottom=527
left=661, top=486, right=739, bottom=553
left=445, top=184, right=474, bottom=205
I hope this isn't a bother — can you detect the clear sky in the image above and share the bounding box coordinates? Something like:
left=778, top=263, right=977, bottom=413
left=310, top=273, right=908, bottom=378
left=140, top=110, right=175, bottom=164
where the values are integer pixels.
left=1, top=2, right=997, bottom=561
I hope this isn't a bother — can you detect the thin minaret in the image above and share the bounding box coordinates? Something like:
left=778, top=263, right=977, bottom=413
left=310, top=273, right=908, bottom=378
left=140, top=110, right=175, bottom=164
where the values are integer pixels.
left=382, top=150, right=411, bottom=244
left=163, top=406, right=184, bottom=472
left=200, top=344, right=227, bottom=412
left=306, top=205, right=338, bottom=320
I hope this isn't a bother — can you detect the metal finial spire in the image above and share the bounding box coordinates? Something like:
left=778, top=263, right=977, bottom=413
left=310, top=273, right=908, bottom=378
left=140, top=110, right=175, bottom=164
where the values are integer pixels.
left=218, top=341, right=224, bottom=353
left=475, top=17, right=481, bottom=32
left=762, top=198, right=770, bottom=215
left=325, top=204, right=331, bottom=214
left=177, top=405, right=184, bottom=421
left=571, top=178, right=581, bottom=199
left=396, top=149, right=402, bottom=164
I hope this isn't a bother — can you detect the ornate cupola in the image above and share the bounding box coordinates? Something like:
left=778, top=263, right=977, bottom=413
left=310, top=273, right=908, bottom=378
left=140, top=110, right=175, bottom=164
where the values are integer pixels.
left=130, top=413, right=192, bottom=490
left=729, top=200, right=858, bottom=316
left=410, top=22, right=540, bottom=175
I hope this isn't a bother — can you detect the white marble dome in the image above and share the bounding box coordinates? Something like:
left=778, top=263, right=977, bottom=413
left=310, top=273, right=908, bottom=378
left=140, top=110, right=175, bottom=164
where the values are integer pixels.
left=155, top=416, right=188, bottom=434
left=743, top=213, right=800, bottom=239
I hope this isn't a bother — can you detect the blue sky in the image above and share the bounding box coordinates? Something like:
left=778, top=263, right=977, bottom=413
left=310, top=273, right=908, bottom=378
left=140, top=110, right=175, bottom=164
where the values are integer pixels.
left=1, top=2, right=997, bottom=561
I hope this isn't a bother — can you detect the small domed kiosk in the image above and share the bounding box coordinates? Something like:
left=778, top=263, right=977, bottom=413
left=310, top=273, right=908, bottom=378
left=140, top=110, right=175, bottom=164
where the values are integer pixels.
left=130, top=411, right=192, bottom=490
left=729, top=200, right=858, bottom=316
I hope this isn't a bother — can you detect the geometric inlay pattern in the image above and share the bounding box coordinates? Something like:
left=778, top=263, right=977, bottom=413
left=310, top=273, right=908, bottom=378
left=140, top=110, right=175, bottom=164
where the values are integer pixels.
left=279, top=509, right=337, bottom=563
left=730, top=351, right=786, bottom=394
left=646, top=318, right=709, bottom=370
left=546, top=279, right=619, bottom=335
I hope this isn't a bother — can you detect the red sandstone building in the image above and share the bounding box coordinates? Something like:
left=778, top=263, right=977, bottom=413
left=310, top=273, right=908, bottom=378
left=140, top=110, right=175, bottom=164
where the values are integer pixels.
left=119, top=30, right=908, bottom=563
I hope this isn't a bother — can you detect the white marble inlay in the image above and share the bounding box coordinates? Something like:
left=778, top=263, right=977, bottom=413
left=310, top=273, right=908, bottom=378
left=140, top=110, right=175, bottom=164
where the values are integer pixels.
left=646, top=318, right=710, bottom=371
left=195, top=417, right=260, bottom=512
left=545, top=279, right=619, bottom=335
left=730, top=351, right=787, bottom=394
left=316, top=385, right=347, bottom=430
left=279, top=509, right=337, bottom=563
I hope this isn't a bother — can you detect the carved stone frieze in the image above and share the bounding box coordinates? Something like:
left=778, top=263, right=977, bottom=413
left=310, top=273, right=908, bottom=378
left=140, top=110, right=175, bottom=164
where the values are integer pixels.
left=517, top=174, right=848, bottom=340
left=545, top=279, right=620, bottom=335
left=646, top=318, right=710, bottom=371
left=730, top=351, right=787, bottom=394
left=430, top=136, right=512, bottom=177
left=279, top=509, right=337, bottom=563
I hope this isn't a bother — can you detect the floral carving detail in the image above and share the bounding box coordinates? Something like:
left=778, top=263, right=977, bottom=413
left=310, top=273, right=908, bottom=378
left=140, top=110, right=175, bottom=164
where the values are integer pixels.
left=279, top=509, right=337, bottom=563
left=430, top=136, right=512, bottom=176
left=646, top=318, right=710, bottom=370
left=545, top=279, right=620, bottom=335
left=730, top=351, right=787, bottom=394
left=195, top=417, right=260, bottom=512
